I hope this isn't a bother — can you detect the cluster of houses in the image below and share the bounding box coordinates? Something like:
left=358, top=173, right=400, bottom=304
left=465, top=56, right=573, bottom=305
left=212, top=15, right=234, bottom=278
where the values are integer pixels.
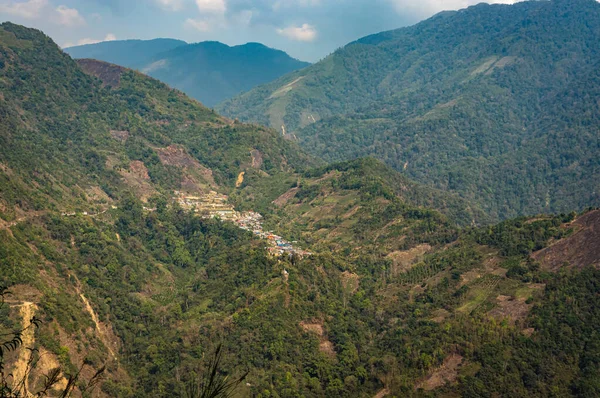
left=173, top=190, right=238, bottom=220
left=173, top=190, right=311, bottom=257
left=235, top=212, right=311, bottom=257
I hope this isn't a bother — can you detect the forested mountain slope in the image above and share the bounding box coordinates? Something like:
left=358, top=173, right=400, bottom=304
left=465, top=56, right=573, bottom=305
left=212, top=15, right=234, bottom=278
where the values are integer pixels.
left=1, top=22, right=600, bottom=398
left=65, top=40, right=310, bottom=107
left=0, top=22, right=315, bottom=218
left=218, top=0, right=600, bottom=220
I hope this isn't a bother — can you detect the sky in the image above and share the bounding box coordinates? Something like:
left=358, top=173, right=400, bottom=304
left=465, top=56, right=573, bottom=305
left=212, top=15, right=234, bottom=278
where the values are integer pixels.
left=0, top=0, right=520, bottom=62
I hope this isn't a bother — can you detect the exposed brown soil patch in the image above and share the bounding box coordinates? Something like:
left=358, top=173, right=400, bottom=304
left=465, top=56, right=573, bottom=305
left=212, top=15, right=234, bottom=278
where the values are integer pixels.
left=119, top=161, right=156, bottom=201
left=155, top=145, right=216, bottom=187
left=128, top=161, right=150, bottom=180
left=109, top=130, right=129, bottom=142
left=532, top=210, right=600, bottom=271
left=11, top=302, right=36, bottom=391
left=5, top=284, right=42, bottom=303
left=387, top=244, right=431, bottom=277
left=312, top=171, right=340, bottom=183
left=342, top=205, right=361, bottom=219
left=77, top=59, right=127, bottom=88
left=416, top=354, right=463, bottom=391
left=153, top=119, right=170, bottom=126
left=0, top=162, right=12, bottom=174
left=31, top=347, right=68, bottom=391
left=460, top=270, right=483, bottom=287
left=522, top=328, right=535, bottom=337
left=340, top=271, right=360, bottom=294
left=373, top=388, right=389, bottom=398
left=273, top=187, right=299, bottom=207
left=488, top=295, right=532, bottom=324
left=250, top=149, right=263, bottom=169
left=430, top=309, right=450, bottom=323
left=319, top=341, right=336, bottom=357
left=300, top=322, right=324, bottom=336
left=155, top=145, right=200, bottom=169
left=300, top=321, right=336, bottom=358
left=235, top=172, right=245, bottom=188
left=85, top=186, right=111, bottom=203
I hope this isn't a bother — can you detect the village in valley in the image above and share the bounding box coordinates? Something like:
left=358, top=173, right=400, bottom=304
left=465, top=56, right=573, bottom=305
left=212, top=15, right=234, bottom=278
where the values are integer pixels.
left=173, top=191, right=311, bottom=258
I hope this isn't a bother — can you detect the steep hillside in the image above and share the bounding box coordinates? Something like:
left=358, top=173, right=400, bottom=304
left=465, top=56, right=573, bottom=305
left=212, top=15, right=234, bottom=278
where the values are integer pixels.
left=2, top=22, right=600, bottom=398
left=218, top=0, right=600, bottom=220
left=65, top=40, right=310, bottom=107
left=0, top=22, right=315, bottom=221
left=233, top=158, right=490, bottom=251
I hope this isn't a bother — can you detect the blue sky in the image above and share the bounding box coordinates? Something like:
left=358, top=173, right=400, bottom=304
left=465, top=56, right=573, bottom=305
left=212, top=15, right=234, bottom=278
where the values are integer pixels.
left=0, top=0, right=519, bottom=62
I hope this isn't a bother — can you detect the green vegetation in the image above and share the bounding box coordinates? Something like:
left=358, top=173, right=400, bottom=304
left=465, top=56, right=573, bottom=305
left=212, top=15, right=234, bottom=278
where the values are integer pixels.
left=218, top=0, right=600, bottom=220
left=236, top=158, right=488, bottom=255
left=0, top=22, right=315, bottom=216
left=1, top=21, right=599, bottom=398
left=66, top=39, right=310, bottom=107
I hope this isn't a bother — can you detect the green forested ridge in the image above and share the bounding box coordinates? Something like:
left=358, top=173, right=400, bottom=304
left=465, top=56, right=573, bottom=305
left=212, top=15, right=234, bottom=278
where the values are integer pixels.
left=218, top=0, right=600, bottom=220
left=65, top=39, right=310, bottom=107
left=1, top=21, right=599, bottom=398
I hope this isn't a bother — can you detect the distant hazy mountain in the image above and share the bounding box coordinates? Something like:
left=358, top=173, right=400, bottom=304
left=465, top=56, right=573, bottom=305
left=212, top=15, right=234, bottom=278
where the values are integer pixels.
left=65, top=39, right=310, bottom=106
left=64, top=38, right=187, bottom=69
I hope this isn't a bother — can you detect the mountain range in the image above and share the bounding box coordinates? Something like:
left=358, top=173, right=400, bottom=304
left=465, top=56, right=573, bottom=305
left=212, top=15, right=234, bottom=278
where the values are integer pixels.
left=218, top=0, right=600, bottom=221
left=65, top=39, right=310, bottom=107
left=1, top=2, right=600, bottom=397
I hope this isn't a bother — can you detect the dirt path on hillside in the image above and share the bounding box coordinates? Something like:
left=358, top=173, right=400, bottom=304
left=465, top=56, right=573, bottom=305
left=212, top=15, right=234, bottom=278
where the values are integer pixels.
left=0, top=211, right=46, bottom=231
left=79, top=293, right=117, bottom=361
left=11, top=301, right=37, bottom=395
left=69, top=273, right=119, bottom=362
left=373, top=388, right=389, bottom=398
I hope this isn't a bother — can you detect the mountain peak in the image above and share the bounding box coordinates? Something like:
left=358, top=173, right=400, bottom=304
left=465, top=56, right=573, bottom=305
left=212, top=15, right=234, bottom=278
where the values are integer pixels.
left=65, top=38, right=310, bottom=107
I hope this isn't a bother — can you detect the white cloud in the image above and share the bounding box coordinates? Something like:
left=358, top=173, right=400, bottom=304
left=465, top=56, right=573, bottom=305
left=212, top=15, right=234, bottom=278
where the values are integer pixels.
left=0, top=0, right=48, bottom=19
left=155, top=0, right=183, bottom=11
left=195, top=0, right=225, bottom=14
left=71, top=33, right=117, bottom=47
left=55, top=5, right=85, bottom=27
left=277, top=23, right=317, bottom=42
left=184, top=17, right=211, bottom=31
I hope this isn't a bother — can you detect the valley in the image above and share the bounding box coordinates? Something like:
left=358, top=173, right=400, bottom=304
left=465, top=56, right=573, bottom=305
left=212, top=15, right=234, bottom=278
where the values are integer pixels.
left=0, top=3, right=599, bottom=397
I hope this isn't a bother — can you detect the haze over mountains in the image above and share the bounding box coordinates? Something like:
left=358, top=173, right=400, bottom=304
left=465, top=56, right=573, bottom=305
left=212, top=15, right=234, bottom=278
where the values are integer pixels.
left=65, top=39, right=310, bottom=107
left=1, top=0, right=600, bottom=396
left=219, top=0, right=600, bottom=221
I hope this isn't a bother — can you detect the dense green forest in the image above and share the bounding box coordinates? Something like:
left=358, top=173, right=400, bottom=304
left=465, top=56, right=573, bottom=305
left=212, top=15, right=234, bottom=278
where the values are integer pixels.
left=0, top=21, right=599, bottom=398
left=218, top=0, right=600, bottom=221
left=65, top=40, right=310, bottom=107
